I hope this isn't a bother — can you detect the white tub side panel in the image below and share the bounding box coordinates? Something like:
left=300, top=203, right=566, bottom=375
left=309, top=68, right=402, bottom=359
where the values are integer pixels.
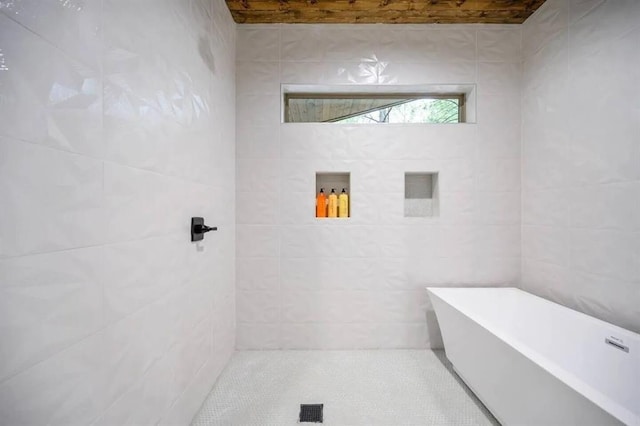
left=428, top=287, right=640, bottom=422
left=430, top=292, right=623, bottom=426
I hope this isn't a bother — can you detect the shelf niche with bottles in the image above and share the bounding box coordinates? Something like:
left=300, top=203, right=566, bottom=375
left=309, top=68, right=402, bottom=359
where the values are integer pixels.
left=315, top=172, right=350, bottom=219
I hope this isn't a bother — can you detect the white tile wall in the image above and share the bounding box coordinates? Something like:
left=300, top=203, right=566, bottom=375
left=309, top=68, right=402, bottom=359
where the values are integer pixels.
left=0, top=332, right=106, bottom=425
left=3, top=0, right=637, bottom=419
left=0, top=0, right=236, bottom=423
left=521, top=0, right=640, bottom=333
left=236, top=24, right=522, bottom=349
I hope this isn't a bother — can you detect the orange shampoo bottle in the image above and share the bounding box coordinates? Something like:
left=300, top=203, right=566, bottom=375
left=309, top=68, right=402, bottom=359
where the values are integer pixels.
left=316, top=188, right=327, bottom=218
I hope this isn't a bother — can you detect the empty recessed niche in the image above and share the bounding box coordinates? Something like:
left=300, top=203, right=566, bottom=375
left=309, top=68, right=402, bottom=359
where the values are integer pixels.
left=405, top=172, right=439, bottom=217
left=316, top=172, right=350, bottom=218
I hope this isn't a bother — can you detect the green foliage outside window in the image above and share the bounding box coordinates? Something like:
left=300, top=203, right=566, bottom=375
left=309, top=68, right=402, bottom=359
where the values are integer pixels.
left=337, top=98, right=460, bottom=124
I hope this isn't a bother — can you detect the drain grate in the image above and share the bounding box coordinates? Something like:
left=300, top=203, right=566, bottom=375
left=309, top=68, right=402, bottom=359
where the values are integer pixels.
left=299, top=404, right=323, bottom=423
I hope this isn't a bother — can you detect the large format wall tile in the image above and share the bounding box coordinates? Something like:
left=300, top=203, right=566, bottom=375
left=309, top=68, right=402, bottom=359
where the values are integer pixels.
left=1, top=0, right=236, bottom=423
left=523, top=0, right=568, bottom=57
left=0, top=15, right=103, bottom=157
left=0, top=247, right=103, bottom=382
left=477, top=29, right=522, bottom=62
left=236, top=24, right=522, bottom=349
left=0, top=332, right=106, bottom=425
left=103, top=0, right=215, bottom=177
left=236, top=26, right=279, bottom=62
left=522, top=0, right=640, bottom=332
left=102, top=234, right=188, bottom=323
left=97, top=314, right=212, bottom=426
left=0, top=0, right=102, bottom=70
left=0, top=137, right=104, bottom=257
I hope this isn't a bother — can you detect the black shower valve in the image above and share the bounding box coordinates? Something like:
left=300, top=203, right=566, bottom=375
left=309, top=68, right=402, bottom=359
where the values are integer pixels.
left=191, top=217, right=217, bottom=242
left=195, top=224, right=217, bottom=233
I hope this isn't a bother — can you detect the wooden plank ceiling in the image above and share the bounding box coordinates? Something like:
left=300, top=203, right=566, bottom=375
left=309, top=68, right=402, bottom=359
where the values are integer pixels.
left=225, top=0, right=547, bottom=24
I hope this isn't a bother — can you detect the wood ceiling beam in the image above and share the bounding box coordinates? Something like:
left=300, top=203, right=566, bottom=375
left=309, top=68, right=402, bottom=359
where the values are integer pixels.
left=225, top=0, right=545, bottom=24
left=226, top=0, right=541, bottom=12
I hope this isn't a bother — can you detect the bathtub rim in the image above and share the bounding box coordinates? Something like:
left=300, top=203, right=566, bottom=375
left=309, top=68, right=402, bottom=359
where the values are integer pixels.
left=427, top=286, right=639, bottom=426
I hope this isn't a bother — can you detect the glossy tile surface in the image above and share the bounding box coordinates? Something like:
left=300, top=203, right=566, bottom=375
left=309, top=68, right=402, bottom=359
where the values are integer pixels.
left=0, top=0, right=236, bottom=423
left=521, top=0, right=640, bottom=332
left=236, top=24, right=522, bottom=349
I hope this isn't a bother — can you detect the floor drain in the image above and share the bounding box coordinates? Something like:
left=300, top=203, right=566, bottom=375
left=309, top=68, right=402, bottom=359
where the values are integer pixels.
left=299, top=404, right=323, bottom=423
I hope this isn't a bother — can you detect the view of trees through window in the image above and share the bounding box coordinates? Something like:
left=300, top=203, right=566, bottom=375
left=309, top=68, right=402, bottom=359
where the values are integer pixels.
left=284, top=93, right=465, bottom=123
left=336, top=98, right=461, bottom=124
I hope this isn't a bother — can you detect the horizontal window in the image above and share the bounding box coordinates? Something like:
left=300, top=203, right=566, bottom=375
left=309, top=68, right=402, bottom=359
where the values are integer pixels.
left=284, top=93, right=465, bottom=124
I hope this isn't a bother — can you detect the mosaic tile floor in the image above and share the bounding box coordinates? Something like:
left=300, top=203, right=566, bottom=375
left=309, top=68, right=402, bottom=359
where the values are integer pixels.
left=192, top=350, right=499, bottom=425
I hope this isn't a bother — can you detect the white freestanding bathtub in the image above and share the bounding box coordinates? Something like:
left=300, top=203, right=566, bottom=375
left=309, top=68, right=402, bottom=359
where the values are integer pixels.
left=427, top=287, right=640, bottom=426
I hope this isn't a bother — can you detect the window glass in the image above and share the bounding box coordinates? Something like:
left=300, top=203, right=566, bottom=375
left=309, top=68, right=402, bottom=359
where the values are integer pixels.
left=284, top=95, right=464, bottom=123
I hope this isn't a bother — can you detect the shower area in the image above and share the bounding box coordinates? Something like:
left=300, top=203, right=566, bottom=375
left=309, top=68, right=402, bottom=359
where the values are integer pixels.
left=0, top=0, right=638, bottom=424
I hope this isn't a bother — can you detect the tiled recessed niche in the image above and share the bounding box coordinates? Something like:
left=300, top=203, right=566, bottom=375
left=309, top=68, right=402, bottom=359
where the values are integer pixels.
left=405, top=172, right=439, bottom=217
left=316, top=172, right=350, bottom=218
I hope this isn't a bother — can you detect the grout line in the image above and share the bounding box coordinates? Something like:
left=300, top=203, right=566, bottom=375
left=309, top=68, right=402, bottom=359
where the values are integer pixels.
left=100, top=0, right=107, bottom=384
left=0, top=271, right=201, bottom=387
left=0, top=230, right=187, bottom=262
left=100, top=313, right=211, bottom=423
left=0, top=8, right=99, bottom=70
left=0, top=134, right=227, bottom=190
left=276, top=23, right=284, bottom=350
left=519, top=22, right=525, bottom=290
